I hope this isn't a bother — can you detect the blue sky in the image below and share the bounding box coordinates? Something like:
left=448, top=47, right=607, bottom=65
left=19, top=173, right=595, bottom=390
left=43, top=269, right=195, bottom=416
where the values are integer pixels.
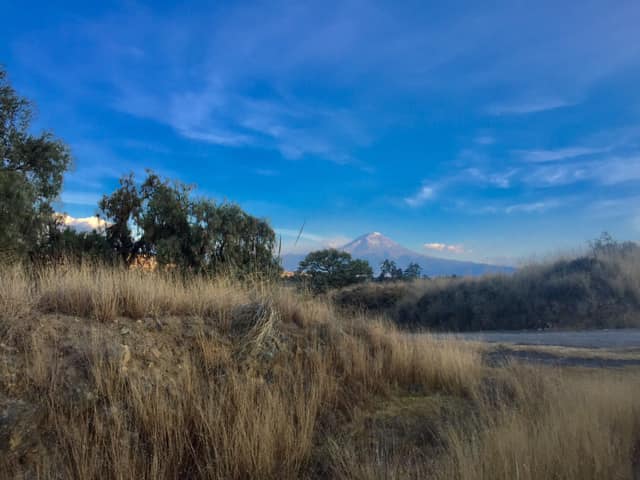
left=2, top=0, right=640, bottom=265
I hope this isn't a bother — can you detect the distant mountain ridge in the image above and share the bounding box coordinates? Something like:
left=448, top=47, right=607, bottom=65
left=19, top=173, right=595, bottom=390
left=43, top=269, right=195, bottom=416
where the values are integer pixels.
left=281, top=232, right=515, bottom=277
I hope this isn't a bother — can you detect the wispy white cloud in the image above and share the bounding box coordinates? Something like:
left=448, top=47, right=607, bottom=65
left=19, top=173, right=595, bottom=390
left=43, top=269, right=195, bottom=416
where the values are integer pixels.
left=504, top=201, right=559, bottom=214
left=517, top=147, right=606, bottom=163
left=179, top=128, right=254, bottom=147
left=594, top=156, right=640, bottom=185
left=474, top=135, right=495, bottom=145
left=253, top=168, right=279, bottom=177
left=525, top=165, right=589, bottom=187
left=404, top=185, right=435, bottom=207
left=465, top=168, right=517, bottom=188
left=462, top=198, right=566, bottom=215
left=487, top=98, right=574, bottom=116
left=424, top=242, right=466, bottom=254
left=524, top=155, right=640, bottom=187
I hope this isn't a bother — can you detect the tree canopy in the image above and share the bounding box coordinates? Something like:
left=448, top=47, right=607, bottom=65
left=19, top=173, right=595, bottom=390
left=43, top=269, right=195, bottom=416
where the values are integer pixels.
left=378, top=259, right=403, bottom=281
left=403, top=262, right=422, bottom=280
left=0, top=67, right=72, bottom=261
left=99, top=171, right=281, bottom=276
left=297, top=249, right=372, bottom=292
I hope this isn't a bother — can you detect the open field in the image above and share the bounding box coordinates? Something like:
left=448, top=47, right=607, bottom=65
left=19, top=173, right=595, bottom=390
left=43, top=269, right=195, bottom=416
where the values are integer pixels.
left=2, top=264, right=640, bottom=479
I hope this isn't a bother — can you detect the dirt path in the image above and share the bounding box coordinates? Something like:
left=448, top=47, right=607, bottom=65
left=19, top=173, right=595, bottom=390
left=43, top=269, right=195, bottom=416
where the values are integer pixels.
left=450, top=328, right=640, bottom=349
left=430, top=328, right=640, bottom=368
left=485, top=347, right=640, bottom=368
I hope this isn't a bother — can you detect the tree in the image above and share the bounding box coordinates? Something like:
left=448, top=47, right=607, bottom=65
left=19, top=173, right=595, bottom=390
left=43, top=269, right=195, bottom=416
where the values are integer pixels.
left=378, top=259, right=403, bottom=281
left=99, top=171, right=280, bottom=276
left=98, top=173, right=142, bottom=263
left=0, top=67, right=72, bottom=261
left=297, top=249, right=373, bottom=292
left=403, top=262, right=422, bottom=280
left=588, top=232, right=639, bottom=260
left=190, top=201, right=280, bottom=275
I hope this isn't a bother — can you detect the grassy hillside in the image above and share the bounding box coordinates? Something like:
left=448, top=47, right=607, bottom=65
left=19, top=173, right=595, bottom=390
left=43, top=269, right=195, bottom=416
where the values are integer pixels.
left=333, top=244, right=640, bottom=331
left=1, top=264, right=640, bottom=479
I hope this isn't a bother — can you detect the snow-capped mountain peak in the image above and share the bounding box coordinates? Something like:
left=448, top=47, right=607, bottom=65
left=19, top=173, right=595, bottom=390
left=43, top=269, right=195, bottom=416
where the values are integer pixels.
left=341, top=232, right=415, bottom=257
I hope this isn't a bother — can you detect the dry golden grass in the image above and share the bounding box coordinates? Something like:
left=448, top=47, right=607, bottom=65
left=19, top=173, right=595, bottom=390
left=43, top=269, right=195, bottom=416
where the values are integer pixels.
left=1, top=263, right=639, bottom=479
left=434, top=367, right=640, bottom=480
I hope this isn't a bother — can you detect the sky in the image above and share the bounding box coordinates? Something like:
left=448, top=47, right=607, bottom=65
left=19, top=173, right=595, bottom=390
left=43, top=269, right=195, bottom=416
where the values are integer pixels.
left=2, top=0, right=640, bottom=265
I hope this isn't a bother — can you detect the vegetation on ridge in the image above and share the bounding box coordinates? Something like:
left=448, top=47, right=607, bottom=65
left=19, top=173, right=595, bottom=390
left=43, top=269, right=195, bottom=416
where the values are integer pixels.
left=334, top=234, right=640, bottom=331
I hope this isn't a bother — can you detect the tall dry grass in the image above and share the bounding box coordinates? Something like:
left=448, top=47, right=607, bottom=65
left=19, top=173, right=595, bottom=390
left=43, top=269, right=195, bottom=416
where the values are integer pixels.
left=0, top=263, right=480, bottom=479
left=434, top=368, right=640, bottom=480
left=35, top=264, right=252, bottom=322
left=327, top=366, right=640, bottom=480
left=1, top=263, right=639, bottom=479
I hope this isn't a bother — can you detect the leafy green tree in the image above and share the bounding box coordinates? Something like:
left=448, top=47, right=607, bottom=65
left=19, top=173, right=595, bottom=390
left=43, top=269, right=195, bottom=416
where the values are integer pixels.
left=191, top=201, right=280, bottom=275
left=99, top=171, right=280, bottom=276
left=297, top=249, right=372, bottom=292
left=378, top=259, right=403, bottom=281
left=0, top=67, right=72, bottom=261
left=403, top=262, right=422, bottom=280
left=98, top=173, right=142, bottom=263
left=138, top=173, right=194, bottom=267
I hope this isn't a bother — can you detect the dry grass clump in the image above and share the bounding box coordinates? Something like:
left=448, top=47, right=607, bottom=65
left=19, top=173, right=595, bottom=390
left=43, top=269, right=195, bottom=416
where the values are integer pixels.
left=434, top=368, right=640, bottom=480
left=0, top=264, right=32, bottom=321
left=33, top=336, right=335, bottom=479
left=327, top=437, right=432, bottom=480
left=325, top=366, right=640, bottom=480
left=345, top=321, right=482, bottom=396
left=35, top=265, right=252, bottom=323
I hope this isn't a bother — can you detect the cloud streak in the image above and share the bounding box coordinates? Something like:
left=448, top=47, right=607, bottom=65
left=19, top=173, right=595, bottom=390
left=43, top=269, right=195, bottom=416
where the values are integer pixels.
left=487, top=98, right=574, bottom=116
left=424, top=242, right=466, bottom=254
left=404, top=185, right=435, bottom=207
left=504, top=201, right=559, bottom=214
left=517, top=147, right=606, bottom=163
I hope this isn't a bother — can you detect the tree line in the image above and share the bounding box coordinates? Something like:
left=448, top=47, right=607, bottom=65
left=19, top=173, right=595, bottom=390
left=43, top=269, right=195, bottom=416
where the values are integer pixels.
left=294, top=249, right=424, bottom=293
left=0, top=66, right=279, bottom=277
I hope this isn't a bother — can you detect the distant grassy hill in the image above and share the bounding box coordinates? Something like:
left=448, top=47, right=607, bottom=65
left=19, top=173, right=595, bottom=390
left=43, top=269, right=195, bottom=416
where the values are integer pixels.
left=333, top=241, right=640, bottom=331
